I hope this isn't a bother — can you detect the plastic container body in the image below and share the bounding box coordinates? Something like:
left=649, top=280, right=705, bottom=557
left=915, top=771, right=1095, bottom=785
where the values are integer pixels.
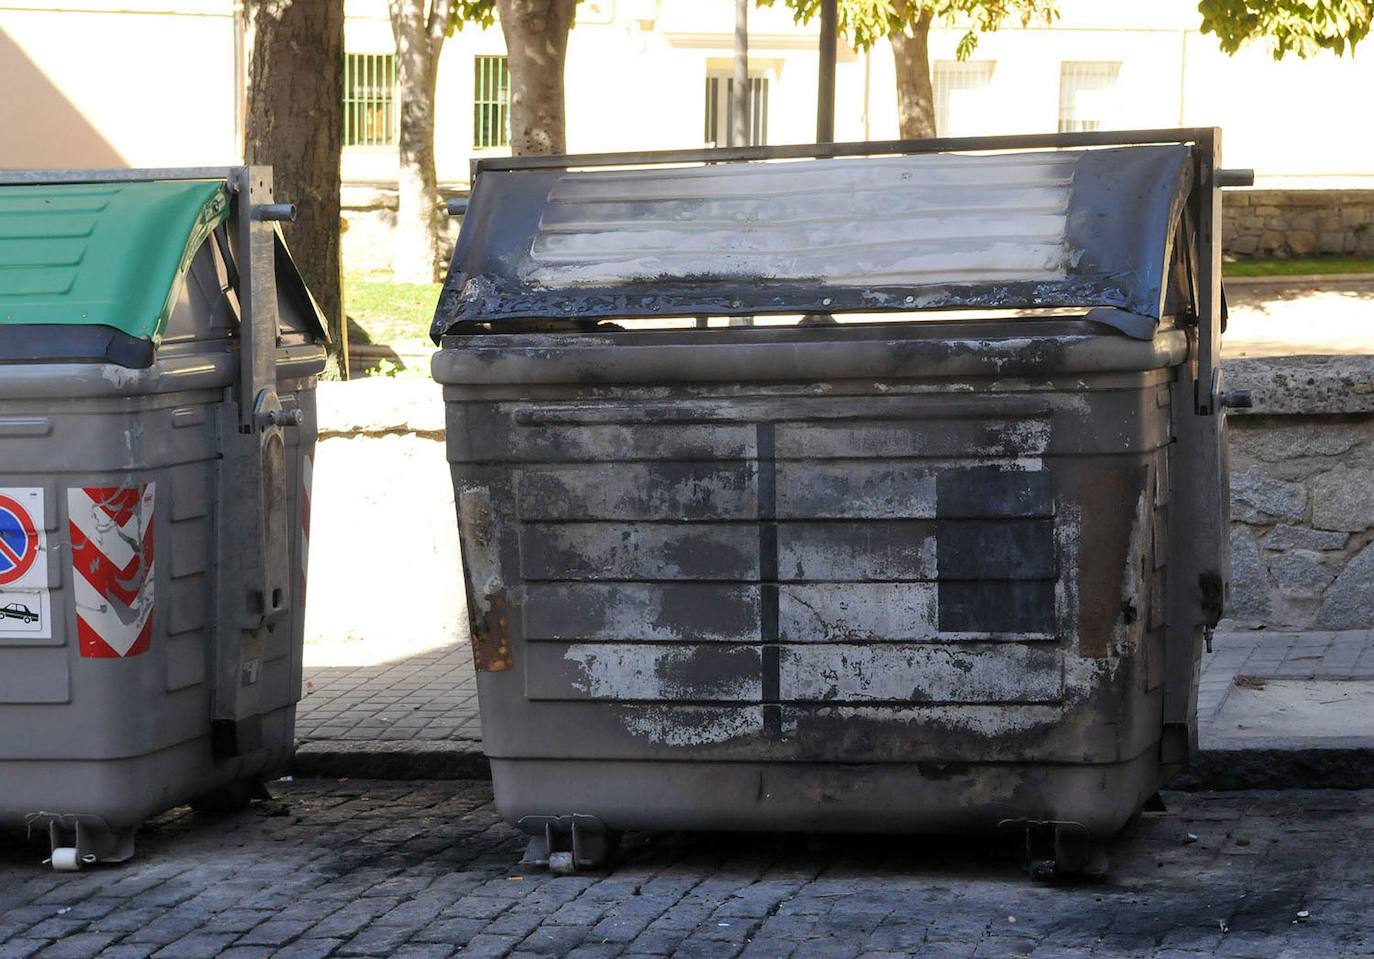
left=0, top=217, right=325, bottom=860
left=436, top=319, right=1208, bottom=840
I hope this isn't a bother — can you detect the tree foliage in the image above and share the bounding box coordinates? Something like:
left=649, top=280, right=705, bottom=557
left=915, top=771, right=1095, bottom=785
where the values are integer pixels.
left=446, top=0, right=497, bottom=31
left=1199, top=0, right=1370, bottom=58
left=756, top=0, right=1057, bottom=59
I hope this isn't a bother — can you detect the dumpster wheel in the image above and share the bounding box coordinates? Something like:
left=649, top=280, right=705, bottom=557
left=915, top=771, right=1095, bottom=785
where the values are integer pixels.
left=1005, top=820, right=1109, bottom=881
left=44, top=819, right=136, bottom=871
left=519, top=814, right=620, bottom=873
left=49, top=847, right=95, bottom=872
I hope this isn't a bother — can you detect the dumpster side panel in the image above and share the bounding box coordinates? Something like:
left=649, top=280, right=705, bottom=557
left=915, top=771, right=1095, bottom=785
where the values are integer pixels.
left=442, top=327, right=1178, bottom=836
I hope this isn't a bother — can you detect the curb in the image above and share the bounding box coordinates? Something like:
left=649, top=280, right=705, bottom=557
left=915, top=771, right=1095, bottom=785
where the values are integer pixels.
left=294, top=740, right=1374, bottom=791
left=1174, top=746, right=1374, bottom=791
left=293, top=740, right=490, bottom=781
left=1224, top=272, right=1374, bottom=287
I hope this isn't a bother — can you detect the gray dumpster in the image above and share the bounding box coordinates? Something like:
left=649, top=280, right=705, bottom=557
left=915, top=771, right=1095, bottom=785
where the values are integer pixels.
left=0, top=167, right=326, bottom=869
left=432, top=130, right=1244, bottom=876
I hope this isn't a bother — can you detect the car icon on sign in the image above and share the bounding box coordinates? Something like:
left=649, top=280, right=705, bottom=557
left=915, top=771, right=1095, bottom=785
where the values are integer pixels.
left=0, top=602, right=38, bottom=624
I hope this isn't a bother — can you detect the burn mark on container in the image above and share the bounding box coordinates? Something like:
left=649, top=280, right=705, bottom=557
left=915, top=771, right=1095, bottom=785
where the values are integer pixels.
left=1198, top=570, right=1224, bottom=628
left=1074, top=465, right=1149, bottom=658
left=471, top=591, right=511, bottom=672
left=937, top=581, right=1056, bottom=635
left=936, top=519, right=1056, bottom=580
left=457, top=486, right=511, bottom=672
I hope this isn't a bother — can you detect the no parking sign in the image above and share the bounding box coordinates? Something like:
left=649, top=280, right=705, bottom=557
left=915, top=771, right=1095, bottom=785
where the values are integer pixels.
left=0, top=488, right=51, bottom=641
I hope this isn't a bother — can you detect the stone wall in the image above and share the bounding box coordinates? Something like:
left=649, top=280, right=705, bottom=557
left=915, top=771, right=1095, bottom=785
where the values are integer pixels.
left=1223, top=355, right=1374, bottom=630
left=1224, top=190, right=1374, bottom=259
left=341, top=185, right=465, bottom=276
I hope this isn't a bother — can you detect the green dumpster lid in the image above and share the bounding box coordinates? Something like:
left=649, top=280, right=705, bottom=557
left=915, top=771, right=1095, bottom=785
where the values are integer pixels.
left=0, top=180, right=230, bottom=345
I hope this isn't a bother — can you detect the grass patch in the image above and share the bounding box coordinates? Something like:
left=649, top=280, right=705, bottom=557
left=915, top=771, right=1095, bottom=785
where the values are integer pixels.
left=1225, top=257, right=1374, bottom=277
left=344, top=273, right=442, bottom=348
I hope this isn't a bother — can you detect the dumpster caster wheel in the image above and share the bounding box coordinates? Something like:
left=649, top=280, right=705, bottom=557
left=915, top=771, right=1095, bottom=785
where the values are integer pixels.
left=1018, top=822, right=1107, bottom=881
left=520, top=814, right=618, bottom=873
left=49, top=848, right=91, bottom=872
left=46, top=821, right=135, bottom=869
left=1049, top=828, right=1108, bottom=880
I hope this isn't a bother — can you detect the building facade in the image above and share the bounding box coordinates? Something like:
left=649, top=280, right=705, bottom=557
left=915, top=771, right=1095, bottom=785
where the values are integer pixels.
left=3, top=0, right=1371, bottom=270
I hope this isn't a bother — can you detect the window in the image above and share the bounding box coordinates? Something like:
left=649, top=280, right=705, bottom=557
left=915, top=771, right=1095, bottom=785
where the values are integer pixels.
left=473, top=56, right=511, bottom=149
left=343, top=53, right=396, bottom=147
left=704, top=74, right=769, bottom=147
left=1058, top=61, right=1121, bottom=133
left=932, top=61, right=995, bottom=137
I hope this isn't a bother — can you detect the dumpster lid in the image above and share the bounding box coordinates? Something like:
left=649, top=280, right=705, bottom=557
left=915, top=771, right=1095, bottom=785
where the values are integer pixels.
left=0, top=180, right=230, bottom=346
left=434, top=141, right=1193, bottom=340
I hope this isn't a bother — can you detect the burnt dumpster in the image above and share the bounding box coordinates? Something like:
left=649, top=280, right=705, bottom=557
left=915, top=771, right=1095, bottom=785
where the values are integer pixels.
left=432, top=130, right=1244, bottom=876
left=0, top=168, right=326, bottom=869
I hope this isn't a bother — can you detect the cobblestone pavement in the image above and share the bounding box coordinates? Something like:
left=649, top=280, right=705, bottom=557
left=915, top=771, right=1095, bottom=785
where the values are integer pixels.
left=3, top=781, right=1374, bottom=959
left=299, top=647, right=481, bottom=745
left=297, top=631, right=1374, bottom=752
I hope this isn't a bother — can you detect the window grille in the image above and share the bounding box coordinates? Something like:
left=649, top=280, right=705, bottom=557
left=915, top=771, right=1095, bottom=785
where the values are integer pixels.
left=344, top=53, right=396, bottom=147
left=474, top=55, right=511, bottom=149
left=704, top=75, right=769, bottom=147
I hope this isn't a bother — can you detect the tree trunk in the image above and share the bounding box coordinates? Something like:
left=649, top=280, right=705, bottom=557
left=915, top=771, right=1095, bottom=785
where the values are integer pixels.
left=244, top=0, right=345, bottom=350
left=390, top=0, right=446, bottom=283
left=890, top=6, right=936, bottom=139
left=496, top=0, right=577, bottom=155
left=732, top=0, right=749, bottom=147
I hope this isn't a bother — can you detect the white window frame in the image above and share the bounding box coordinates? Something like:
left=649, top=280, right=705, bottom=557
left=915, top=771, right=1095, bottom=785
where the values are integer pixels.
left=1058, top=61, right=1122, bottom=133
left=932, top=60, right=996, bottom=138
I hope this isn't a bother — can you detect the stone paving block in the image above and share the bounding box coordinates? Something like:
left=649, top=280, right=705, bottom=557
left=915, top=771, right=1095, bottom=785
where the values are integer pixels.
left=150, top=933, right=239, bottom=959
left=338, top=924, right=420, bottom=956
left=29, top=933, right=119, bottom=959
left=773, top=936, right=861, bottom=959
left=483, top=913, right=546, bottom=940
left=545, top=903, right=608, bottom=927
left=413, top=917, right=485, bottom=945
left=0, top=943, right=46, bottom=959
left=269, top=939, right=344, bottom=959
left=561, top=945, right=625, bottom=959
left=670, top=939, right=745, bottom=959
left=442, top=897, right=514, bottom=922
left=620, top=928, right=685, bottom=955
left=516, top=927, right=589, bottom=955
left=90, top=948, right=155, bottom=959
left=388, top=946, right=457, bottom=959
left=237, top=919, right=315, bottom=948
left=589, top=915, right=655, bottom=944
left=450, top=934, right=521, bottom=959
left=737, top=940, right=797, bottom=959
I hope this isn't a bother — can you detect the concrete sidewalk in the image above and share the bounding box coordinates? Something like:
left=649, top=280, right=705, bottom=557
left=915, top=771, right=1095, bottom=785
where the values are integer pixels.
left=294, top=628, right=1374, bottom=787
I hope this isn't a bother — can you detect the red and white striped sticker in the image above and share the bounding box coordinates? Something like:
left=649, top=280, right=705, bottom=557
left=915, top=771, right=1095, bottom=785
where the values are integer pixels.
left=69, top=485, right=156, bottom=658
left=299, top=454, right=313, bottom=608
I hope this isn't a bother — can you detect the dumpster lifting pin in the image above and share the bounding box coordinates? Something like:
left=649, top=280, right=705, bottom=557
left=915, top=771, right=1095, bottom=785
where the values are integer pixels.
left=265, top=409, right=304, bottom=428
left=253, top=203, right=297, bottom=223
